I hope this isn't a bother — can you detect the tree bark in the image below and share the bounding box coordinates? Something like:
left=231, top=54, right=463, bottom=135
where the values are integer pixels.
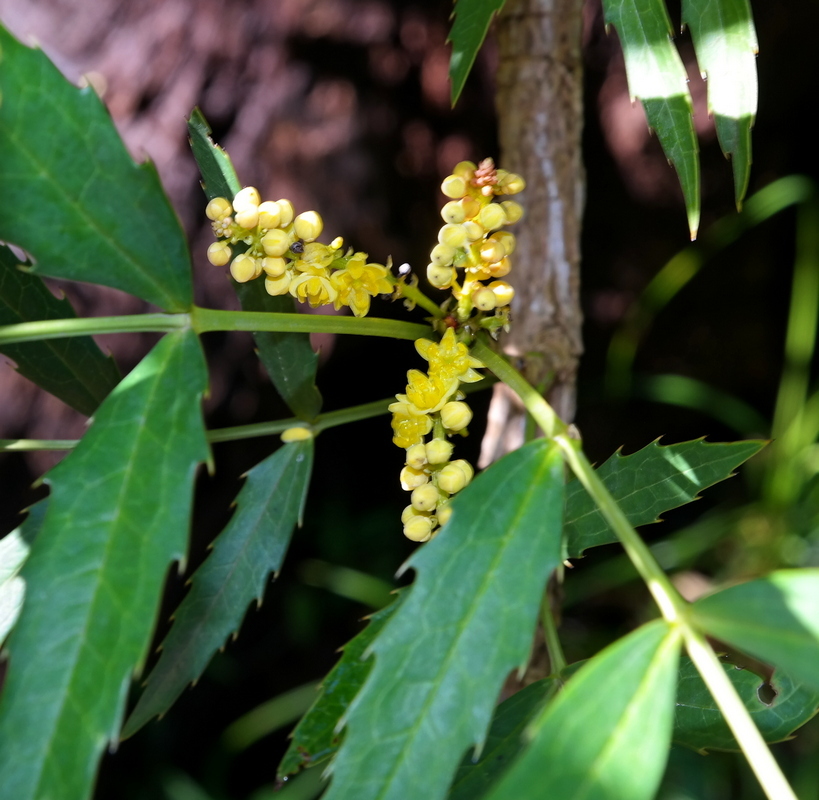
left=481, top=0, right=585, bottom=467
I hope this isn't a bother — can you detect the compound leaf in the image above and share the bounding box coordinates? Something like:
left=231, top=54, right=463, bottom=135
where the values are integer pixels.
left=486, top=620, right=681, bottom=800
left=673, top=655, right=819, bottom=752
left=0, top=328, right=209, bottom=800
left=602, top=0, right=700, bottom=237
left=683, top=0, right=758, bottom=208
left=278, top=594, right=405, bottom=778
left=324, top=439, right=564, bottom=800
left=692, top=570, right=819, bottom=692
left=0, top=245, right=120, bottom=415
left=0, top=26, right=192, bottom=311
left=564, top=438, right=765, bottom=558
left=448, top=0, right=506, bottom=106
left=122, top=439, right=314, bottom=738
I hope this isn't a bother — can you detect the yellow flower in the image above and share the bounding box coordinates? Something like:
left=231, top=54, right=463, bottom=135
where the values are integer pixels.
left=415, top=328, right=484, bottom=384
left=331, top=253, right=392, bottom=317
left=289, top=268, right=337, bottom=307
left=293, top=242, right=336, bottom=271
left=389, top=400, right=433, bottom=448
left=403, top=369, right=458, bottom=414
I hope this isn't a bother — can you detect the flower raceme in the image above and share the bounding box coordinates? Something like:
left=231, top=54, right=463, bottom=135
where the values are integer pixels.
left=205, top=187, right=391, bottom=317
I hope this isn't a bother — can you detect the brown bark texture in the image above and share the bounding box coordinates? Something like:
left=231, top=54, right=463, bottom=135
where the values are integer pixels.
left=481, top=0, right=585, bottom=466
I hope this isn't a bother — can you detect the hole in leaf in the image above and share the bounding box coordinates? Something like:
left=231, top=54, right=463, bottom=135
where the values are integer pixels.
left=757, top=681, right=777, bottom=706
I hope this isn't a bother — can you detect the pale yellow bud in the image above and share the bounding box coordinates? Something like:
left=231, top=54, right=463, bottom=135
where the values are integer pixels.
left=401, top=504, right=424, bottom=524
left=294, top=210, right=323, bottom=242
left=425, top=438, right=453, bottom=465
left=262, top=257, right=287, bottom=277
left=207, top=241, right=231, bottom=266
left=261, top=228, right=292, bottom=257
left=478, top=203, right=507, bottom=232
left=462, top=221, right=485, bottom=242
left=500, top=200, right=523, bottom=224
left=265, top=272, right=292, bottom=296
left=473, top=286, right=497, bottom=311
left=427, top=263, right=455, bottom=289
left=441, top=201, right=467, bottom=224
left=233, top=186, right=261, bottom=213
left=405, top=443, right=428, bottom=470
left=234, top=206, right=259, bottom=230
left=438, top=460, right=473, bottom=494
left=430, top=243, right=456, bottom=266
left=460, top=196, right=481, bottom=219
left=489, top=280, right=515, bottom=307
left=436, top=503, right=453, bottom=526
left=330, top=236, right=344, bottom=250
left=492, top=231, right=516, bottom=254
left=479, top=238, right=506, bottom=263
left=453, top=160, right=477, bottom=179
left=276, top=199, right=295, bottom=226
left=438, top=224, right=467, bottom=248
left=489, top=257, right=512, bottom=278
left=440, top=401, right=472, bottom=432
left=411, top=483, right=440, bottom=512
left=205, top=197, right=232, bottom=221
left=281, top=426, right=313, bottom=442
left=404, top=515, right=434, bottom=542
left=400, top=465, right=429, bottom=491
left=499, top=172, right=526, bottom=194
left=257, top=201, right=282, bottom=229
left=441, top=175, right=467, bottom=199
left=230, top=253, right=258, bottom=283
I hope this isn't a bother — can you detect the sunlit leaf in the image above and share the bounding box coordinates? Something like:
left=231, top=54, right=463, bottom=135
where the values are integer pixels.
left=0, top=245, right=120, bottom=415
left=122, top=439, right=314, bottom=738
left=278, top=595, right=404, bottom=778
left=692, top=569, right=819, bottom=692
left=0, top=329, right=209, bottom=800
left=0, top=26, right=192, bottom=311
left=673, top=655, right=819, bottom=752
left=602, top=0, right=700, bottom=237
left=448, top=0, right=506, bottom=106
left=683, top=0, right=758, bottom=208
left=564, top=438, right=765, bottom=557
left=324, top=440, right=564, bottom=800
left=486, top=621, right=681, bottom=800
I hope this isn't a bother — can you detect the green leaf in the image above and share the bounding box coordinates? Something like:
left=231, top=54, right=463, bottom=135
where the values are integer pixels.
left=673, top=656, right=819, bottom=752
left=446, top=679, right=558, bottom=800
left=324, top=439, right=565, bottom=800
left=0, top=329, right=209, bottom=800
left=0, top=245, right=120, bottom=415
left=564, top=438, right=765, bottom=558
left=683, top=0, right=758, bottom=208
left=692, top=570, right=819, bottom=692
left=122, top=439, right=314, bottom=738
left=187, top=109, right=323, bottom=420
left=235, top=280, right=323, bottom=420
left=602, top=0, right=700, bottom=237
left=278, top=595, right=405, bottom=778
left=448, top=0, right=506, bottom=106
left=0, top=500, right=46, bottom=645
left=485, top=620, right=681, bottom=800
left=0, top=26, right=192, bottom=311
left=187, top=107, right=242, bottom=202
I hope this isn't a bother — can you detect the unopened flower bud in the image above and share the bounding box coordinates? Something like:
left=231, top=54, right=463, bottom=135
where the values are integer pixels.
left=262, top=257, right=287, bottom=277
left=234, top=206, right=259, bottom=230
left=473, top=286, right=497, bottom=311
left=206, top=197, right=232, bottom=221
left=294, top=210, right=323, bottom=241
left=411, top=483, right=440, bottom=512
left=460, top=196, right=481, bottom=219
left=207, top=241, right=232, bottom=266
left=441, top=175, right=467, bottom=199
left=404, top=515, right=434, bottom=542
left=405, top=443, right=428, bottom=470
left=441, top=201, right=467, bottom=224
left=440, top=401, right=472, bottom=432
left=262, top=228, right=292, bottom=257
left=400, top=465, right=429, bottom=491
left=500, top=200, right=523, bottom=224
left=425, top=438, right=453, bottom=465
left=492, top=231, right=516, bottom=254
left=233, top=186, right=260, bottom=213
left=281, top=426, right=313, bottom=443
left=479, top=238, right=506, bottom=263
left=257, top=200, right=282, bottom=229
left=436, top=503, right=453, bottom=526
left=265, top=273, right=291, bottom=296
left=489, top=257, right=512, bottom=278
left=427, top=263, right=455, bottom=289
left=499, top=172, right=526, bottom=194
left=230, top=253, right=258, bottom=283
left=438, top=224, right=467, bottom=249
left=276, top=199, right=295, bottom=226
left=453, top=160, right=477, bottom=179
left=489, top=280, right=515, bottom=307
left=430, top=243, right=456, bottom=266
left=438, top=460, right=473, bottom=494
left=462, top=221, right=485, bottom=242
left=478, top=203, right=507, bottom=231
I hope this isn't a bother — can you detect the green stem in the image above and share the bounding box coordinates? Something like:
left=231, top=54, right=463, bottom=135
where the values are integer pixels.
left=540, top=591, right=567, bottom=674
left=0, top=313, right=188, bottom=345
left=389, top=277, right=445, bottom=318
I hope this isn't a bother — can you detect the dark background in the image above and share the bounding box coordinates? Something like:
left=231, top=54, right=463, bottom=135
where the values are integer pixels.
left=0, top=1, right=817, bottom=798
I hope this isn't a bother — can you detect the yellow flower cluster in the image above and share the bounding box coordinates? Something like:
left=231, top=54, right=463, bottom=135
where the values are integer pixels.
left=390, top=328, right=484, bottom=542
left=206, top=187, right=392, bottom=317
left=428, top=158, right=524, bottom=329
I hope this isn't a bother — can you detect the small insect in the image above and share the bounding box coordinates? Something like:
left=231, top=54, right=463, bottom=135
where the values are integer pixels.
left=290, top=239, right=305, bottom=255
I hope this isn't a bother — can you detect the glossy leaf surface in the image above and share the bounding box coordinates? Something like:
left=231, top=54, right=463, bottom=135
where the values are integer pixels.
left=324, top=440, right=565, bottom=800
left=673, top=656, right=819, bottom=752
left=448, top=0, right=506, bottom=105
left=0, top=245, right=120, bottom=415
left=564, top=438, right=765, bottom=558
left=683, top=0, right=758, bottom=207
left=123, top=439, right=314, bottom=738
left=486, top=621, right=681, bottom=800
left=278, top=595, right=404, bottom=778
left=692, top=570, right=819, bottom=692
left=602, top=0, right=700, bottom=237
left=0, top=26, right=192, bottom=311
left=0, top=329, right=209, bottom=800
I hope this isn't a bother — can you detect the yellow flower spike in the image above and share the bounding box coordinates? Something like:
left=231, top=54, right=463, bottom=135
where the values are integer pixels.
left=489, top=280, right=515, bottom=307
left=206, top=197, right=232, bottom=221
left=276, top=199, right=295, bottom=227
left=294, top=210, right=324, bottom=242
left=230, top=253, right=258, bottom=283
left=473, top=286, right=497, bottom=311
left=234, top=206, right=260, bottom=230
left=441, top=175, right=467, bottom=199
left=500, top=200, right=524, bottom=224
left=262, top=256, right=288, bottom=277
left=427, top=263, right=455, bottom=289
left=264, top=272, right=292, bottom=296
left=411, top=483, right=440, bottom=512
left=281, top=426, right=314, bottom=443
left=405, top=443, right=428, bottom=470
left=478, top=203, right=507, bottom=232
left=400, top=465, right=430, bottom=491
left=438, top=224, right=468, bottom=249
left=262, top=228, right=293, bottom=257
left=425, top=438, right=454, bottom=465
left=440, top=401, right=472, bottom=432
left=430, top=243, right=456, bottom=266
left=257, top=200, right=282, bottom=229
left=207, top=241, right=232, bottom=266
left=404, top=515, right=434, bottom=542
left=233, top=186, right=261, bottom=213
left=405, top=369, right=457, bottom=414
left=441, top=201, right=467, bottom=224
